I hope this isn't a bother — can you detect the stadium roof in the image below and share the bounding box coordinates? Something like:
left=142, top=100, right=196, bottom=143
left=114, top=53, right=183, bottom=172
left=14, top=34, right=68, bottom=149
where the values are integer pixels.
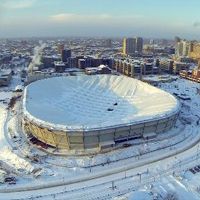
left=23, top=75, right=180, bottom=131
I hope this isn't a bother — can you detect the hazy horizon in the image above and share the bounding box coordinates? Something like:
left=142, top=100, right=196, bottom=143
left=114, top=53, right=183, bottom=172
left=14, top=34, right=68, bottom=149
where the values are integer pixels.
left=1, top=0, right=200, bottom=39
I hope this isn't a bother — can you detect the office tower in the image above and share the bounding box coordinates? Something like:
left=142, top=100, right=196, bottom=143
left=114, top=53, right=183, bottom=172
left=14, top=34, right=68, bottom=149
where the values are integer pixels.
left=176, top=41, right=184, bottom=57
left=136, top=37, right=143, bottom=53
left=182, top=41, right=190, bottom=56
left=58, top=44, right=64, bottom=54
left=176, top=40, right=191, bottom=57
left=189, top=42, right=200, bottom=60
left=123, top=38, right=136, bottom=55
left=61, top=49, right=71, bottom=62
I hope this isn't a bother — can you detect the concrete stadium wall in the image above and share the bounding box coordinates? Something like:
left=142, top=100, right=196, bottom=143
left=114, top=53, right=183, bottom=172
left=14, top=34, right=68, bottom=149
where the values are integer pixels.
left=23, top=112, right=179, bottom=154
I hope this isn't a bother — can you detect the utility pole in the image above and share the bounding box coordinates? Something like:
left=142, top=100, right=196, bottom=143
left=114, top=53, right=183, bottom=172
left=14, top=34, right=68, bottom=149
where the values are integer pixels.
left=111, top=181, right=115, bottom=190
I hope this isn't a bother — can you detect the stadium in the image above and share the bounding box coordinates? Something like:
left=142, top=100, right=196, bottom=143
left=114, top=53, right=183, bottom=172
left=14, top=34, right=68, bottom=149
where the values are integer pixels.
left=22, top=75, right=180, bottom=153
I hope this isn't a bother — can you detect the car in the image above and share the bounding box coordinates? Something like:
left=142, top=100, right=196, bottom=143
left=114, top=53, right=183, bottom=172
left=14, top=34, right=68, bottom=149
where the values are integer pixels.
left=194, top=167, right=200, bottom=172
left=189, top=168, right=196, bottom=174
left=123, top=143, right=132, bottom=148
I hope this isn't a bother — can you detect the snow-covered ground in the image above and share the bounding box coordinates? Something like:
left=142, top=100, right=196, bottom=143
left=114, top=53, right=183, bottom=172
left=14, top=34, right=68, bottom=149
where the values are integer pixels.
left=0, top=75, right=199, bottom=200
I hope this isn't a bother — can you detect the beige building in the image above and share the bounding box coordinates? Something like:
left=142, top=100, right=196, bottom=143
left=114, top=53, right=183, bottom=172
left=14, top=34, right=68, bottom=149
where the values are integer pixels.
left=176, top=40, right=192, bottom=57
left=189, top=42, right=200, bottom=60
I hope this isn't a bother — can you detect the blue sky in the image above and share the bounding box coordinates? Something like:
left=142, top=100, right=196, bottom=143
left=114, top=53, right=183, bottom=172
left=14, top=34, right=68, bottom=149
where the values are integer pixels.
left=0, top=0, right=200, bottom=39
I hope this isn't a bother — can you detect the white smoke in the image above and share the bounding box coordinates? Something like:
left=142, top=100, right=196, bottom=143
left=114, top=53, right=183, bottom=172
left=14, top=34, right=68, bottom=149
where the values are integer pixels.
left=28, top=43, right=46, bottom=73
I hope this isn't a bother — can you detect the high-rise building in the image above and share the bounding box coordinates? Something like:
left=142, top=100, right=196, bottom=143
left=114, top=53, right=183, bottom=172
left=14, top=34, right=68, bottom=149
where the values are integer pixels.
left=176, top=41, right=183, bottom=57
left=182, top=41, right=191, bottom=56
left=78, top=59, right=86, bottom=69
left=123, top=38, right=136, bottom=55
left=175, top=36, right=181, bottom=44
left=189, top=42, right=200, bottom=60
left=150, top=39, right=154, bottom=45
left=68, top=57, right=78, bottom=68
left=123, top=37, right=143, bottom=55
left=136, top=37, right=143, bottom=53
left=176, top=40, right=191, bottom=57
left=61, top=49, right=71, bottom=62
left=58, top=44, right=64, bottom=54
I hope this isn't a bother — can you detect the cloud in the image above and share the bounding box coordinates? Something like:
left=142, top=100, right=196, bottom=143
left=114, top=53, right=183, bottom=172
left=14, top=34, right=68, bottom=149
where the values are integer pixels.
left=1, top=0, right=36, bottom=9
left=50, top=13, right=114, bottom=24
left=193, top=21, right=200, bottom=28
left=49, top=13, right=142, bottom=24
left=0, top=11, right=199, bottom=39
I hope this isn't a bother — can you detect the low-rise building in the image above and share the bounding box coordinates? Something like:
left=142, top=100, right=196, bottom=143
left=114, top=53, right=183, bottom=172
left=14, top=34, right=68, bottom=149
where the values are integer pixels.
left=173, top=62, right=190, bottom=74
left=179, top=66, right=200, bottom=83
left=0, top=70, right=12, bottom=86
left=54, top=61, right=66, bottom=73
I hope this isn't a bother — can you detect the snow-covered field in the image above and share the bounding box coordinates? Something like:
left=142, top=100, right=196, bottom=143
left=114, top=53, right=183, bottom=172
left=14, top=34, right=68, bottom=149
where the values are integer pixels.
left=0, top=75, right=199, bottom=200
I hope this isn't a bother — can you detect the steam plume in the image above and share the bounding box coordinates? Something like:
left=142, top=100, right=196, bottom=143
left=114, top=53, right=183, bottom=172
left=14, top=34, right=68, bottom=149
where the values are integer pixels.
left=28, top=43, right=46, bottom=73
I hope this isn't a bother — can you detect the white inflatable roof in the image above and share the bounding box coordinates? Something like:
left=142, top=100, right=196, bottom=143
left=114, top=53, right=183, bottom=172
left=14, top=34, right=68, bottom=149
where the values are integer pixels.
left=23, top=75, right=180, bottom=131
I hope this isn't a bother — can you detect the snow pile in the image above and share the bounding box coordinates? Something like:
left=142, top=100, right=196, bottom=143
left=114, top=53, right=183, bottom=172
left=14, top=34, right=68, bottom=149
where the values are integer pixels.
left=23, top=75, right=180, bottom=131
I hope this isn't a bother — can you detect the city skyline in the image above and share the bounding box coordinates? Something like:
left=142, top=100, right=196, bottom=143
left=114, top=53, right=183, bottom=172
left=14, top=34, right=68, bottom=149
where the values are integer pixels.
left=1, top=0, right=200, bottom=39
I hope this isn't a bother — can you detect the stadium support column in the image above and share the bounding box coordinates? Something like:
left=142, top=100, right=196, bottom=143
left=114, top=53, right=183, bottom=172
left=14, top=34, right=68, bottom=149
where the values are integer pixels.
left=155, top=120, right=160, bottom=133
left=127, top=63, right=131, bottom=76
left=164, top=117, right=170, bottom=131
left=50, top=130, right=58, bottom=148
left=139, top=64, right=143, bottom=80
left=122, top=62, right=126, bottom=75
left=83, top=132, right=86, bottom=150
left=131, top=64, right=134, bottom=78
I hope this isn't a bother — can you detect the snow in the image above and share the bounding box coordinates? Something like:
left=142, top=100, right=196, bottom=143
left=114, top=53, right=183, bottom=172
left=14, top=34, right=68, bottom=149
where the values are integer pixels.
left=128, top=191, right=152, bottom=200
left=0, top=106, right=8, bottom=148
left=0, top=91, right=12, bottom=101
left=23, top=75, right=180, bottom=131
left=15, top=85, right=24, bottom=92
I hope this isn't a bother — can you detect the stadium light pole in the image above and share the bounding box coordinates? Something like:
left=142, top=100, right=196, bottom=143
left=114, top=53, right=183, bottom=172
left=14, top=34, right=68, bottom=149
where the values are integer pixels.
left=89, top=158, right=91, bottom=173
left=111, top=181, right=115, bottom=190
left=137, top=173, right=142, bottom=183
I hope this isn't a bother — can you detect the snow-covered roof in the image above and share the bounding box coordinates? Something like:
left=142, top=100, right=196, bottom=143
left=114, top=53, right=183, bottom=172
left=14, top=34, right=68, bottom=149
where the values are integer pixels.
left=98, top=64, right=107, bottom=69
left=23, top=75, right=180, bottom=131
left=0, top=69, right=11, bottom=76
